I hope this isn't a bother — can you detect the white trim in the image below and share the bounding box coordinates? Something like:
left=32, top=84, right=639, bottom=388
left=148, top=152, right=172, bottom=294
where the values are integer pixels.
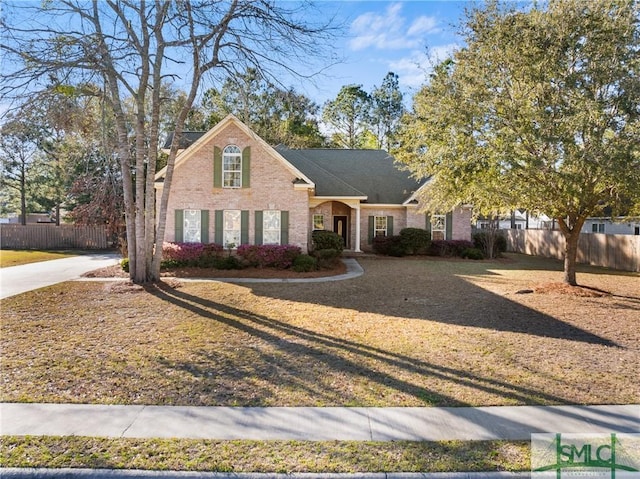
left=360, top=204, right=406, bottom=209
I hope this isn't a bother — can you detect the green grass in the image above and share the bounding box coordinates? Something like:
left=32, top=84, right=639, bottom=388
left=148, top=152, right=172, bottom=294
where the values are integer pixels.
left=0, top=249, right=76, bottom=267
left=0, top=437, right=530, bottom=473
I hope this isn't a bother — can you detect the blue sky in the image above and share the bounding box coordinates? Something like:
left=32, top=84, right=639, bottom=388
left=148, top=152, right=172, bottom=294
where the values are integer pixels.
left=291, top=1, right=470, bottom=106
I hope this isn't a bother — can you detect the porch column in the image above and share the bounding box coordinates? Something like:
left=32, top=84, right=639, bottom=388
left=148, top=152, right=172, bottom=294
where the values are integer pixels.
left=354, top=204, right=362, bottom=252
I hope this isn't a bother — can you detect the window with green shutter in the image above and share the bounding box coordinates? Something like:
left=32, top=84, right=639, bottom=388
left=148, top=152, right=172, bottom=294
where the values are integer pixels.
left=242, top=147, right=251, bottom=188
left=255, top=210, right=288, bottom=245
left=175, top=210, right=184, bottom=242
left=241, top=210, right=249, bottom=245
left=213, top=147, right=222, bottom=188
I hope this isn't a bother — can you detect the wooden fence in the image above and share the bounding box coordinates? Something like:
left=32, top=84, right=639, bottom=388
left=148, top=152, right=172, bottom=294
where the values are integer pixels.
left=504, top=229, right=640, bottom=272
left=0, top=224, right=111, bottom=250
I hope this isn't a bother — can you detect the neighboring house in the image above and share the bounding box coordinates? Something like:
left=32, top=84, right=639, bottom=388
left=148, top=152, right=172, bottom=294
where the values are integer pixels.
left=155, top=115, right=471, bottom=253
left=476, top=211, right=556, bottom=230
left=582, top=217, right=640, bottom=235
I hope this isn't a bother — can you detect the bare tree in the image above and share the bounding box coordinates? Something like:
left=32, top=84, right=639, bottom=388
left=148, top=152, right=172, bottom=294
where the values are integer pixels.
left=1, top=0, right=337, bottom=283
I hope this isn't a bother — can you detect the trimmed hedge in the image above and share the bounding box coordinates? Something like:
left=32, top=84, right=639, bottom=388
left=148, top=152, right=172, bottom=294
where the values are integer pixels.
left=236, top=244, right=301, bottom=269
left=292, top=254, right=318, bottom=272
left=428, top=240, right=475, bottom=257
left=311, top=230, right=344, bottom=253
left=399, top=228, right=431, bottom=255
left=372, top=235, right=405, bottom=257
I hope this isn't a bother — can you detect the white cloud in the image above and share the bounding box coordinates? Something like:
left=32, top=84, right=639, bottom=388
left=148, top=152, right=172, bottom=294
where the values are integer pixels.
left=389, top=43, right=460, bottom=89
left=349, top=3, right=440, bottom=51
left=407, top=16, right=438, bottom=37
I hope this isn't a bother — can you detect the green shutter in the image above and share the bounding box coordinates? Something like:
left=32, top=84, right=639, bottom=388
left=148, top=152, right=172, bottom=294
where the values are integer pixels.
left=213, top=146, right=222, bottom=188
left=281, top=211, right=289, bottom=245
left=425, top=214, right=432, bottom=234
left=255, top=210, right=263, bottom=245
left=201, top=210, right=209, bottom=243
left=214, top=210, right=223, bottom=244
left=175, top=210, right=184, bottom=243
left=446, top=211, right=453, bottom=240
left=242, top=146, right=251, bottom=188
left=368, top=216, right=374, bottom=244
left=387, top=216, right=394, bottom=236
left=241, top=210, right=249, bottom=245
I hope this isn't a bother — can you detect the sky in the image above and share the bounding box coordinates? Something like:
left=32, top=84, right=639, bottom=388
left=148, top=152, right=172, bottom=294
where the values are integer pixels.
left=287, top=1, right=470, bottom=107
left=0, top=1, right=472, bottom=114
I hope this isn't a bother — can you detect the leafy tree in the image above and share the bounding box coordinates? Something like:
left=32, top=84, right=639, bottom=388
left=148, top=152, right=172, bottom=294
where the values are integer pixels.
left=322, top=84, right=372, bottom=148
left=395, top=0, right=640, bottom=286
left=371, top=72, right=404, bottom=150
left=1, top=1, right=336, bottom=283
left=199, top=69, right=325, bottom=147
left=0, top=110, right=46, bottom=223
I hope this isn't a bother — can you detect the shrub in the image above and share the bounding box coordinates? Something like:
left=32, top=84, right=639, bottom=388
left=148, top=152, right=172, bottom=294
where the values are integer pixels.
left=472, top=231, right=507, bottom=259
left=212, top=255, right=242, bottom=270
left=311, top=230, right=344, bottom=253
left=428, top=240, right=475, bottom=257
left=312, top=248, right=342, bottom=268
left=236, top=244, right=302, bottom=269
left=399, top=228, right=431, bottom=255
left=161, top=242, right=225, bottom=268
left=372, top=235, right=405, bottom=256
left=461, top=248, right=484, bottom=260
left=120, top=258, right=129, bottom=272
left=292, top=254, right=318, bottom=272
left=162, top=242, right=205, bottom=266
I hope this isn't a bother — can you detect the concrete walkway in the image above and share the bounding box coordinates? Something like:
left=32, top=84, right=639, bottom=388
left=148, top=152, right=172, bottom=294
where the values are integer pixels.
left=0, top=252, right=121, bottom=299
left=1, top=403, right=638, bottom=441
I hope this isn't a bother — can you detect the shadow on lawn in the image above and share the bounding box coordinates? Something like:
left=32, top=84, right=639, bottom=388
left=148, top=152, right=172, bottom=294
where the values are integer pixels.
left=149, top=281, right=578, bottom=408
left=245, top=259, right=620, bottom=348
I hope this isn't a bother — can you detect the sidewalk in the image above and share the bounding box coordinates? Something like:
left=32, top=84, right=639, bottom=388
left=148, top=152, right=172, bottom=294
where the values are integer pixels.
left=1, top=403, right=638, bottom=441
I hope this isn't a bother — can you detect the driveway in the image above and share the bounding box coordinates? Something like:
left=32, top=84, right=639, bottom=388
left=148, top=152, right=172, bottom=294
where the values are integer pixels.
left=0, top=252, right=121, bottom=299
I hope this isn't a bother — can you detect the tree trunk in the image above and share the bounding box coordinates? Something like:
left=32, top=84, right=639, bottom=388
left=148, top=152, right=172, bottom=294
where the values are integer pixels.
left=557, top=215, right=586, bottom=286
left=563, top=230, right=579, bottom=286
left=20, top=166, right=26, bottom=226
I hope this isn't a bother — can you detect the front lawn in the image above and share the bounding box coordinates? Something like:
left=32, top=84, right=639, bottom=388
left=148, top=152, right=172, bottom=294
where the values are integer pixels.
left=0, top=437, right=529, bottom=473
left=0, top=249, right=76, bottom=268
left=2, top=254, right=637, bottom=407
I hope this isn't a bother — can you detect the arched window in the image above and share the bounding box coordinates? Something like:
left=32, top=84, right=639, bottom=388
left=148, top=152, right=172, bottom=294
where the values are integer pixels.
left=223, top=145, right=242, bottom=188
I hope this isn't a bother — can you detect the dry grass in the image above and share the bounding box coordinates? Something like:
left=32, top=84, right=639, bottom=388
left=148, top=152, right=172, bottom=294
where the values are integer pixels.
left=1, top=254, right=638, bottom=407
left=0, top=437, right=529, bottom=473
left=0, top=249, right=76, bottom=268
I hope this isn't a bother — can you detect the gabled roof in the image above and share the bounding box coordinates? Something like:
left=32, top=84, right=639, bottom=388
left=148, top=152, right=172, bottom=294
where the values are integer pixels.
left=155, top=114, right=313, bottom=187
left=276, top=146, right=423, bottom=204
left=157, top=116, right=424, bottom=204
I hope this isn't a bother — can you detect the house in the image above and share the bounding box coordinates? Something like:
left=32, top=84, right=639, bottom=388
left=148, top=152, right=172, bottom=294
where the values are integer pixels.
left=582, top=217, right=640, bottom=235
left=155, top=115, right=471, bottom=252
left=476, top=211, right=556, bottom=230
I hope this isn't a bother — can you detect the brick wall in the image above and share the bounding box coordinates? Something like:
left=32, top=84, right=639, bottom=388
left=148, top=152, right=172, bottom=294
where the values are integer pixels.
left=451, top=206, right=472, bottom=241
left=161, top=123, right=310, bottom=250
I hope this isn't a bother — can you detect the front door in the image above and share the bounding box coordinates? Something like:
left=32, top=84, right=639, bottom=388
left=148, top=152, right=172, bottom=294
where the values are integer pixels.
left=333, top=215, right=348, bottom=249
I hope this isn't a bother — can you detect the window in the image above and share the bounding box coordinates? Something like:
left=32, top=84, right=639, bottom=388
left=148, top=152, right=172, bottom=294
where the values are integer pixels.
left=223, top=210, right=241, bottom=247
left=635, top=226, right=639, bottom=236
left=223, top=145, right=242, bottom=188
left=313, top=214, right=324, bottom=230
left=183, top=209, right=201, bottom=243
left=591, top=223, right=605, bottom=233
left=431, top=214, right=446, bottom=240
left=263, top=210, right=281, bottom=245
left=374, top=216, right=387, bottom=237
